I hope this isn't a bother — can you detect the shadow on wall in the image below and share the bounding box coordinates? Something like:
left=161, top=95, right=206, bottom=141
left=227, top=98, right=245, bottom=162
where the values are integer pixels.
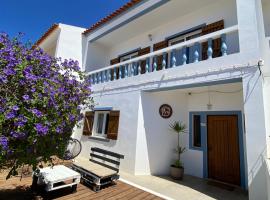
left=140, top=91, right=188, bottom=175
left=248, top=146, right=268, bottom=200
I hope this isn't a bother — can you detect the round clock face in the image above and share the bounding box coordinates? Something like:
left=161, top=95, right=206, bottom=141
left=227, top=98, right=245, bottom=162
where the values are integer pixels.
left=159, top=104, right=173, bottom=119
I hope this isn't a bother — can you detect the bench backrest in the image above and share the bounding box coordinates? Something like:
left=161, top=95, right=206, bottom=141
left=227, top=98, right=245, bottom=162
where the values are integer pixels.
left=90, top=147, right=124, bottom=172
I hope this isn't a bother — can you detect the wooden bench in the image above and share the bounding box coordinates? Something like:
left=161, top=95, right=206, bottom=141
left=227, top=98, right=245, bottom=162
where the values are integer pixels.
left=71, top=147, right=124, bottom=191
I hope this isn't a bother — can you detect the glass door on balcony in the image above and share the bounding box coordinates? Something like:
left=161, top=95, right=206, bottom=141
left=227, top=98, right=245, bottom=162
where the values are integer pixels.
left=119, top=51, right=139, bottom=77
left=168, top=29, right=202, bottom=66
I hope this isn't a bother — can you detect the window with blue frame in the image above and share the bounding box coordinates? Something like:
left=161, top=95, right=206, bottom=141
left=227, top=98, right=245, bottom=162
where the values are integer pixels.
left=192, top=115, right=201, bottom=147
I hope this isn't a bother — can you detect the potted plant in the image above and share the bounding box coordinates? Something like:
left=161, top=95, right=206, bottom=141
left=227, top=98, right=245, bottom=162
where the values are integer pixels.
left=169, top=121, right=187, bottom=180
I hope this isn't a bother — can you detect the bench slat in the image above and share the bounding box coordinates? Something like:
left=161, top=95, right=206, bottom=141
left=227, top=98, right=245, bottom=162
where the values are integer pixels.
left=91, top=147, right=124, bottom=159
left=89, top=159, right=119, bottom=172
left=90, top=153, right=120, bottom=166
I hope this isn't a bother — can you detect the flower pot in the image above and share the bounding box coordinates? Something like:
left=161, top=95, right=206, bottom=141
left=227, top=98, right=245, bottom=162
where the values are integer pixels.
left=170, top=165, right=184, bottom=180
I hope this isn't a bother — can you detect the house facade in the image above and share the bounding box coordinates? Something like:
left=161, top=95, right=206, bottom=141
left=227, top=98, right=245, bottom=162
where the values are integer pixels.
left=36, top=0, right=270, bottom=199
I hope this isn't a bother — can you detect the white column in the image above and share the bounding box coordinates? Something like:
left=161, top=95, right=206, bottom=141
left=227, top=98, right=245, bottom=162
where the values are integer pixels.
left=236, top=0, right=260, bottom=56
left=242, top=67, right=268, bottom=200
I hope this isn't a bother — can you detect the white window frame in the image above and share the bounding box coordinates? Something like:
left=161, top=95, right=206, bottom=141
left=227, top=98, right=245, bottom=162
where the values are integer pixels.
left=119, top=51, right=138, bottom=62
left=92, top=111, right=110, bottom=138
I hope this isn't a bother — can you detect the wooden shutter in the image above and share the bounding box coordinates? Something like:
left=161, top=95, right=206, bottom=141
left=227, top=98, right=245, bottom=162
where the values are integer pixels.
left=107, top=111, right=120, bottom=140
left=138, top=47, right=150, bottom=74
left=83, top=111, right=94, bottom=136
left=153, top=40, right=168, bottom=70
left=202, top=20, right=224, bottom=60
left=110, top=58, right=120, bottom=80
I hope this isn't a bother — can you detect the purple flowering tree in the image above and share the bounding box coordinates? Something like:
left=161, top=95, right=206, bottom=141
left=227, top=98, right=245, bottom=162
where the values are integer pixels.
left=0, top=33, right=92, bottom=178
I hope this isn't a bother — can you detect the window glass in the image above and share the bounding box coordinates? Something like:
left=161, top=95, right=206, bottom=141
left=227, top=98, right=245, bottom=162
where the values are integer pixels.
left=193, top=115, right=201, bottom=147
left=93, top=111, right=110, bottom=137
left=96, top=113, right=104, bottom=134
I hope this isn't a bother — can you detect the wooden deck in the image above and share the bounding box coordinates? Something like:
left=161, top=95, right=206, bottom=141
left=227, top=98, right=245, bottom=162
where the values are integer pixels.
left=0, top=169, right=163, bottom=200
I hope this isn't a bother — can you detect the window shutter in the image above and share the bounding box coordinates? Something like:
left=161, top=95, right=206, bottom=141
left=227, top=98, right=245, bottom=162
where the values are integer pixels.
left=83, top=111, right=94, bottom=136
left=138, top=46, right=150, bottom=74
left=110, top=58, right=120, bottom=80
left=153, top=40, right=168, bottom=70
left=202, top=20, right=224, bottom=60
left=107, top=111, right=120, bottom=140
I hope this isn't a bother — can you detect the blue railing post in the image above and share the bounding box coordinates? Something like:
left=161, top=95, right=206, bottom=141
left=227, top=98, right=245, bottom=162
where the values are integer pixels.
left=131, top=63, right=135, bottom=76
left=119, top=66, right=122, bottom=79
left=221, top=34, right=227, bottom=56
left=108, top=69, right=111, bottom=81
left=162, top=53, right=166, bottom=69
left=125, top=64, right=128, bottom=78
left=172, top=49, right=177, bottom=68
left=146, top=58, right=150, bottom=73
left=153, top=57, right=157, bottom=71
left=138, top=61, right=141, bottom=75
left=99, top=72, right=102, bottom=83
left=207, top=39, right=213, bottom=59
left=182, top=46, right=187, bottom=65
left=194, top=43, right=199, bottom=63
left=113, top=67, right=117, bottom=80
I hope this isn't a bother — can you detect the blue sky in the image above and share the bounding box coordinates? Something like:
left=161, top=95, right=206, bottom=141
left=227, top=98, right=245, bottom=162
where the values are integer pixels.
left=1, top=0, right=129, bottom=43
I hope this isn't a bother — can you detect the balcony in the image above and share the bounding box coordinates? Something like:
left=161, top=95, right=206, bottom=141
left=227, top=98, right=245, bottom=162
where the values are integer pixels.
left=87, top=25, right=238, bottom=85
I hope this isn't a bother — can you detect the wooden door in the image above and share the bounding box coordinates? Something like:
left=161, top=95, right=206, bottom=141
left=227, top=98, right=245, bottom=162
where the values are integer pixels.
left=207, top=115, right=241, bottom=186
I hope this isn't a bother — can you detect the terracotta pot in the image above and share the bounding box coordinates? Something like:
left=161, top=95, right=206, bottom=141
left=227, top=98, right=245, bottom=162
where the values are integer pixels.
left=170, top=165, right=184, bottom=180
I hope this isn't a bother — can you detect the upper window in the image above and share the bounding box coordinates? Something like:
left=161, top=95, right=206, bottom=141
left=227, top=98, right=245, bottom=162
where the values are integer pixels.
left=192, top=115, right=201, bottom=147
left=119, top=51, right=138, bottom=62
left=92, top=111, right=109, bottom=137
left=168, top=29, right=202, bottom=46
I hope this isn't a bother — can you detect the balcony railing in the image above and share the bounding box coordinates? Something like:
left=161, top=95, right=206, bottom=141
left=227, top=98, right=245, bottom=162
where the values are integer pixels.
left=87, top=25, right=238, bottom=85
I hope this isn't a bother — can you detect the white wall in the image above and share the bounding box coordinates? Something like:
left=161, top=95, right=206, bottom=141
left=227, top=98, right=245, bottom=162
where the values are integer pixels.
left=72, top=89, right=141, bottom=174
left=109, top=0, right=238, bottom=59
left=85, top=0, right=238, bottom=71
left=135, top=83, right=244, bottom=178
left=84, top=42, right=110, bottom=72
left=55, top=24, right=85, bottom=66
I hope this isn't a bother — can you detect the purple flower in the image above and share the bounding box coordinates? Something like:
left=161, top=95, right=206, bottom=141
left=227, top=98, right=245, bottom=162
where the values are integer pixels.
left=31, top=109, right=43, bottom=118
left=22, top=94, right=30, bottom=101
left=0, top=75, right=8, bottom=83
left=31, top=88, right=36, bottom=92
left=3, top=68, right=16, bottom=76
left=12, top=105, right=19, bottom=111
left=10, top=131, right=26, bottom=139
left=0, top=136, right=8, bottom=150
left=5, top=111, right=16, bottom=119
left=35, top=123, right=49, bottom=136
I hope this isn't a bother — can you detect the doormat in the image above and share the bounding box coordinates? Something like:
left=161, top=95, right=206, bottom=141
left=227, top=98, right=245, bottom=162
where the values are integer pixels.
left=207, top=180, right=235, bottom=191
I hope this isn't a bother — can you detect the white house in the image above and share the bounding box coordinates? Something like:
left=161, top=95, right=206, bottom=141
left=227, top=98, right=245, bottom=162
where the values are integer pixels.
left=36, top=0, right=270, bottom=199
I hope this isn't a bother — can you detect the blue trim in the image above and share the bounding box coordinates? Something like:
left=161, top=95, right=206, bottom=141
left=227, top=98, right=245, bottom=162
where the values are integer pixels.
left=188, top=111, right=246, bottom=189
left=166, top=23, right=206, bottom=41
left=145, top=78, right=242, bottom=92
left=90, top=0, right=170, bottom=42
left=93, top=107, right=113, bottom=111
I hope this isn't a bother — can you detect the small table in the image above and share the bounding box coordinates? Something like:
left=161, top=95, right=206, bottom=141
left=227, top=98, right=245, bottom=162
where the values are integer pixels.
left=32, top=165, right=81, bottom=192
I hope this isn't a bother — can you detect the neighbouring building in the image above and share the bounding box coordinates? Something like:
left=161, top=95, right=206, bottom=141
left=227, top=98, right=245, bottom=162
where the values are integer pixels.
left=35, top=0, right=270, bottom=199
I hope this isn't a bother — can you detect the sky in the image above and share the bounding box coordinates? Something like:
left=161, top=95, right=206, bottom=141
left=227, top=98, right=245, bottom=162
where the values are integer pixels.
left=1, top=0, right=130, bottom=43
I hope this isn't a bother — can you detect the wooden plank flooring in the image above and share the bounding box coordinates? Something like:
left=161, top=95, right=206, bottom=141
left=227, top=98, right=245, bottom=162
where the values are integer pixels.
left=0, top=170, right=163, bottom=200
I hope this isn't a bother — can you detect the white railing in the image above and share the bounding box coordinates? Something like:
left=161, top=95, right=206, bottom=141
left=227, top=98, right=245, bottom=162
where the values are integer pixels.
left=87, top=25, right=238, bottom=84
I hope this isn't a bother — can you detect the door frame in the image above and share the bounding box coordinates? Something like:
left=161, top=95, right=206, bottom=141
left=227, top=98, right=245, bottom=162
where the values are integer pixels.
left=189, top=111, right=246, bottom=189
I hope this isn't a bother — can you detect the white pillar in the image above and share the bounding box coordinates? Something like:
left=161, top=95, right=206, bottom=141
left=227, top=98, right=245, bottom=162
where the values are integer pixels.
left=242, top=67, right=268, bottom=200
